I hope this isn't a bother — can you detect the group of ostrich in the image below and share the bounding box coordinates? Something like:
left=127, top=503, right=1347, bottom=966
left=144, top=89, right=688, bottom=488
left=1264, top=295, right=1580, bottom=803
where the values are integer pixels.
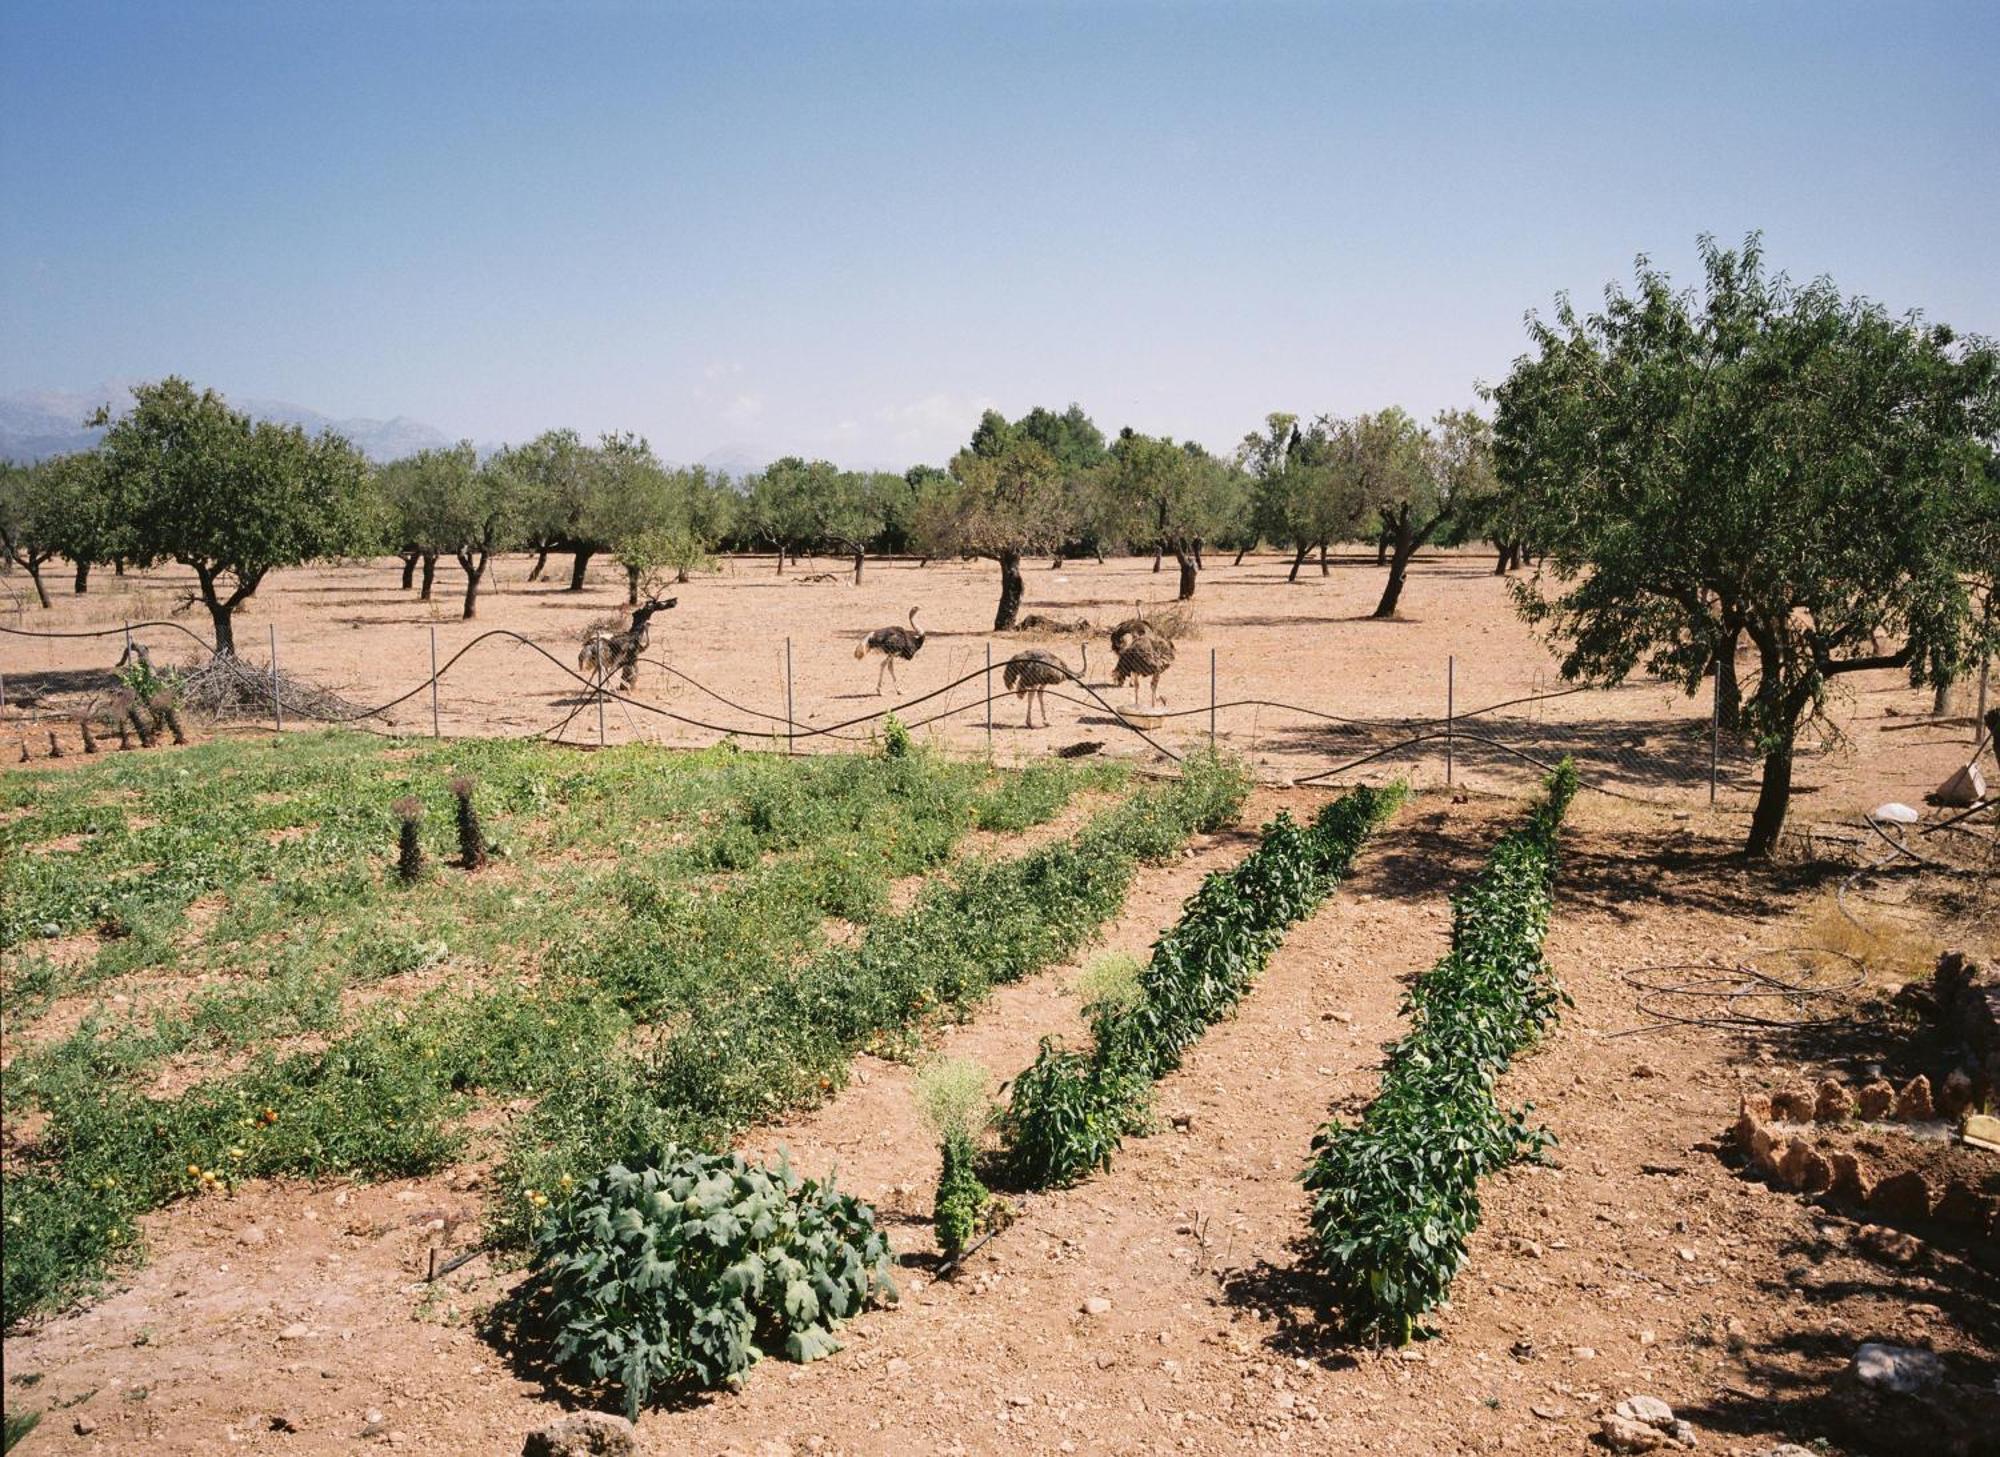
left=575, top=592, right=1176, bottom=732
left=855, top=603, right=1175, bottom=728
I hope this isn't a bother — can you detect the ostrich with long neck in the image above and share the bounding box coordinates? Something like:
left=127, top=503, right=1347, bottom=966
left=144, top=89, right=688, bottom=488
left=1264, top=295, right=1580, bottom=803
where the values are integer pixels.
left=854, top=607, right=927, bottom=695
left=578, top=596, right=676, bottom=690
left=1001, top=644, right=1088, bottom=729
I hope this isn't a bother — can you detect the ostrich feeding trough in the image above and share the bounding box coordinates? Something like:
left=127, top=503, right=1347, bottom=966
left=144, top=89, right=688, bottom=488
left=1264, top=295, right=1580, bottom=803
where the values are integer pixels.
left=1121, top=710, right=1166, bottom=730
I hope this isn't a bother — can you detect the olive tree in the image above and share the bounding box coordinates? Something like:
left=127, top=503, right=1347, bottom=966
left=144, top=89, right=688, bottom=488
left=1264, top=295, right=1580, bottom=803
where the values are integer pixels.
left=0, top=460, right=63, bottom=607
left=511, top=429, right=597, bottom=588
left=91, top=378, right=369, bottom=655
left=1099, top=429, right=1238, bottom=599
left=916, top=420, right=1072, bottom=629
left=390, top=442, right=519, bottom=619
left=1492, top=235, right=2000, bottom=856
left=743, top=457, right=828, bottom=573
left=1241, top=413, right=1362, bottom=582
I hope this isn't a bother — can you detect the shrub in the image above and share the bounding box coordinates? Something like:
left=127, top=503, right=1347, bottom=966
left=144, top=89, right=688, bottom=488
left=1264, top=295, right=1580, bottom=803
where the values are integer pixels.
left=881, top=713, right=913, bottom=759
left=913, top=1057, right=995, bottom=1258
left=530, top=1149, right=895, bottom=1415
left=1302, top=761, right=1577, bottom=1344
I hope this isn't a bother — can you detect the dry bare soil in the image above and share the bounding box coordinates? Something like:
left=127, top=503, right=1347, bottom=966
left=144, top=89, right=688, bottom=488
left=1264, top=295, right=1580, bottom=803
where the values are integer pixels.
left=3, top=550, right=1997, bottom=1455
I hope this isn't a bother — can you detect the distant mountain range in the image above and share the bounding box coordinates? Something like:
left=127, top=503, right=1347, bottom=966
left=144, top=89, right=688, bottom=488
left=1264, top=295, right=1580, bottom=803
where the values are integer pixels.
left=0, top=386, right=454, bottom=464
left=1, top=386, right=783, bottom=478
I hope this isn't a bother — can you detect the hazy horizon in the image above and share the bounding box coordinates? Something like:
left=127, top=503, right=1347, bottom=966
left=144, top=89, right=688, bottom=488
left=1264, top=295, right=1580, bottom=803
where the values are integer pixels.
left=5, top=1, right=1995, bottom=469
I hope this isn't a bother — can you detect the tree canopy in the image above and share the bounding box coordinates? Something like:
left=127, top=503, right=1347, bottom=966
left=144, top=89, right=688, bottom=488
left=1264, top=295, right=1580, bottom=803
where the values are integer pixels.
left=91, top=377, right=370, bottom=654
left=1492, top=235, right=2000, bottom=855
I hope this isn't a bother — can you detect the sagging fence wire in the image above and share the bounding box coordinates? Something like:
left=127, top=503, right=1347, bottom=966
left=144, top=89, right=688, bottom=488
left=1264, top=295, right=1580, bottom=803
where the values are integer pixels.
left=2, top=619, right=1741, bottom=799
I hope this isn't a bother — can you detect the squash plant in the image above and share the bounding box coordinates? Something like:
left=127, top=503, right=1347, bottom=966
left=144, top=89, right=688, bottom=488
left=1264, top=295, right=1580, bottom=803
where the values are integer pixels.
left=531, top=1148, right=896, bottom=1416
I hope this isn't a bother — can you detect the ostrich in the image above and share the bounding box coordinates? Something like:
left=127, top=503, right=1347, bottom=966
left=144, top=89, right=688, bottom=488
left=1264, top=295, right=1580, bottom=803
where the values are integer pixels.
left=1111, top=622, right=1175, bottom=708
left=854, top=607, right=926, bottom=695
left=1002, top=645, right=1087, bottom=729
left=578, top=596, right=677, bottom=690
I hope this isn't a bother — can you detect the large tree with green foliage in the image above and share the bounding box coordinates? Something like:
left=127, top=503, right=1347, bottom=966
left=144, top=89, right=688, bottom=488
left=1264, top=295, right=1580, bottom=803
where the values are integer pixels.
left=0, top=460, right=62, bottom=608
left=1099, top=429, right=1239, bottom=599
left=917, top=418, right=1073, bottom=629
left=90, top=378, right=369, bottom=654
left=1492, top=236, right=2000, bottom=856
left=509, top=429, right=597, bottom=588
left=387, top=441, right=520, bottom=619
left=1241, top=413, right=1360, bottom=582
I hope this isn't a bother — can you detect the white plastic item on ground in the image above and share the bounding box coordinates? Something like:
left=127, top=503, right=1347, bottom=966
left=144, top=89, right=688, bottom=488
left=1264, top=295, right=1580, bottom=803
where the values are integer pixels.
left=1933, top=760, right=1987, bottom=808
left=1869, top=802, right=1922, bottom=824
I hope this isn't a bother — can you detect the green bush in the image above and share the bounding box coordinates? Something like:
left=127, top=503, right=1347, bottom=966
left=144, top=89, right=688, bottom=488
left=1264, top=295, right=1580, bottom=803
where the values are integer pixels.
left=530, top=1148, right=895, bottom=1415
left=1003, top=783, right=1402, bottom=1189
left=1302, top=761, right=1577, bottom=1344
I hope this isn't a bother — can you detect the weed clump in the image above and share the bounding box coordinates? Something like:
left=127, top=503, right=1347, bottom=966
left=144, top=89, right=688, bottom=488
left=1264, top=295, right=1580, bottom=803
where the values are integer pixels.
left=881, top=713, right=913, bottom=759
left=913, top=1057, right=995, bottom=1260
left=392, top=796, right=426, bottom=883
left=449, top=776, right=488, bottom=870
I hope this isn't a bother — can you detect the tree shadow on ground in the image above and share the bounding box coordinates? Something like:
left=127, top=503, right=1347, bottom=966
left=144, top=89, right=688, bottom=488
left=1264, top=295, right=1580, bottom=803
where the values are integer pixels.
left=0, top=666, right=123, bottom=703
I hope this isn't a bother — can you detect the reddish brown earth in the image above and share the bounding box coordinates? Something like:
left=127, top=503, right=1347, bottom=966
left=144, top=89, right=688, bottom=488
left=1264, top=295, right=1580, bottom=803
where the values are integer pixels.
left=4, top=552, right=1997, bottom=1454
left=5, top=785, right=1996, bottom=1455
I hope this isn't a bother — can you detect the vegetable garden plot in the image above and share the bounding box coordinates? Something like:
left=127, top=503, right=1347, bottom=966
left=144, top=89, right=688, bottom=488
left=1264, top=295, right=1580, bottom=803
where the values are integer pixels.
left=0, top=731, right=1137, bottom=1322
left=999, top=781, right=1405, bottom=1192
left=1302, top=761, right=1578, bottom=1343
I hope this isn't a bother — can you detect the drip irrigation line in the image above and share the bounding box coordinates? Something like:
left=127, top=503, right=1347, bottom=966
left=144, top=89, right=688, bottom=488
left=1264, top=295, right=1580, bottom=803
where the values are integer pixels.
left=1610, top=947, right=1869, bottom=1035
left=2, top=619, right=219, bottom=653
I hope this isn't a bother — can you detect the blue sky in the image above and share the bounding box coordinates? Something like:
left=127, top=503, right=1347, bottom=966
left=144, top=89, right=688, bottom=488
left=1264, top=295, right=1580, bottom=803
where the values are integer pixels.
left=4, top=1, right=1995, bottom=468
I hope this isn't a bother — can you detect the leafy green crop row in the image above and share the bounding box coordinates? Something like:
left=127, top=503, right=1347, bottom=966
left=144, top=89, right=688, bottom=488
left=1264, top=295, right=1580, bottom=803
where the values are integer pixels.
left=489, top=751, right=1250, bottom=1241
left=0, top=732, right=1127, bottom=1323
left=1001, top=783, right=1405, bottom=1190
left=1301, top=761, right=1578, bottom=1344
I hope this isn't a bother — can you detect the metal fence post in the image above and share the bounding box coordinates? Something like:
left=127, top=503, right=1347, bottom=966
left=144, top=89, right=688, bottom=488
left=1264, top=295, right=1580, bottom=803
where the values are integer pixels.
left=429, top=628, right=441, bottom=740
left=985, top=642, right=993, bottom=757
left=785, top=637, right=795, bottom=756
left=270, top=624, right=283, bottom=732
left=1209, top=648, right=1217, bottom=750
left=1710, top=668, right=1721, bottom=807
left=596, top=677, right=606, bottom=747
left=1445, top=655, right=1454, bottom=788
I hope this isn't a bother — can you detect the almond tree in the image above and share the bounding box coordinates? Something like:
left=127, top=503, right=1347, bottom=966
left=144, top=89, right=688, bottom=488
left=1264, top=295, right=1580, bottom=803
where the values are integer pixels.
left=1099, top=429, right=1239, bottom=599
left=1493, top=235, right=2000, bottom=856
left=91, top=378, right=369, bottom=655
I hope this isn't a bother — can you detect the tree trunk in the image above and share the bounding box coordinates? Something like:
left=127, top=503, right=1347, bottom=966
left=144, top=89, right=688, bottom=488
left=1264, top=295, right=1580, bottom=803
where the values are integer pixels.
left=1233, top=544, right=1249, bottom=566
left=1373, top=527, right=1416, bottom=619
left=852, top=549, right=864, bottom=586
left=399, top=552, right=418, bottom=590
left=1287, top=544, right=1308, bottom=583
left=73, top=559, right=90, bottom=594
left=196, top=572, right=236, bottom=656
left=24, top=559, right=50, bottom=609
left=1716, top=628, right=1743, bottom=733
left=527, top=546, right=549, bottom=581
left=1151, top=547, right=1163, bottom=574
left=1319, top=542, right=1330, bottom=576
left=626, top=563, right=641, bottom=606
left=1746, top=734, right=1795, bottom=858
left=994, top=551, right=1025, bottom=631
left=567, top=549, right=593, bottom=591
left=1193, top=539, right=1204, bottom=569
left=1494, top=541, right=1518, bottom=575
left=675, top=565, right=690, bottom=584
left=1932, top=677, right=1953, bottom=715
left=774, top=547, right=784, bottom=576
left=420, top=552, right=438, bottom=600
left=1175, top=549, right=1197, bottom=601
left=459, top=552, right=486, bottom=620
left=1375, top=531, right=1389, bottom=567
left=114, top=557, right=126, bottom=577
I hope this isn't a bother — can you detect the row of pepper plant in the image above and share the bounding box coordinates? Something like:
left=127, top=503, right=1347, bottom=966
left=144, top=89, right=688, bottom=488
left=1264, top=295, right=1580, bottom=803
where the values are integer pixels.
left=1301, top=760, right=1578, bottom=1344
left=1000, top=782, right=1406, bottom=1191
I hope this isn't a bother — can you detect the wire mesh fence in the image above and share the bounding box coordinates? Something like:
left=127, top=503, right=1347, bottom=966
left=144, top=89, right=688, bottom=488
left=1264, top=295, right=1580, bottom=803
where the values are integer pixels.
left=1, top=616, right=1774, bottom=808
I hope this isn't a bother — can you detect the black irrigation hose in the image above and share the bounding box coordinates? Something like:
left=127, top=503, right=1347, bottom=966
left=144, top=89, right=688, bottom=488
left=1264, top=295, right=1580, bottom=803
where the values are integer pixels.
left=1, top=618, right=218, bottom=654
left=1611, top=948, right=1870, bottom=1035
